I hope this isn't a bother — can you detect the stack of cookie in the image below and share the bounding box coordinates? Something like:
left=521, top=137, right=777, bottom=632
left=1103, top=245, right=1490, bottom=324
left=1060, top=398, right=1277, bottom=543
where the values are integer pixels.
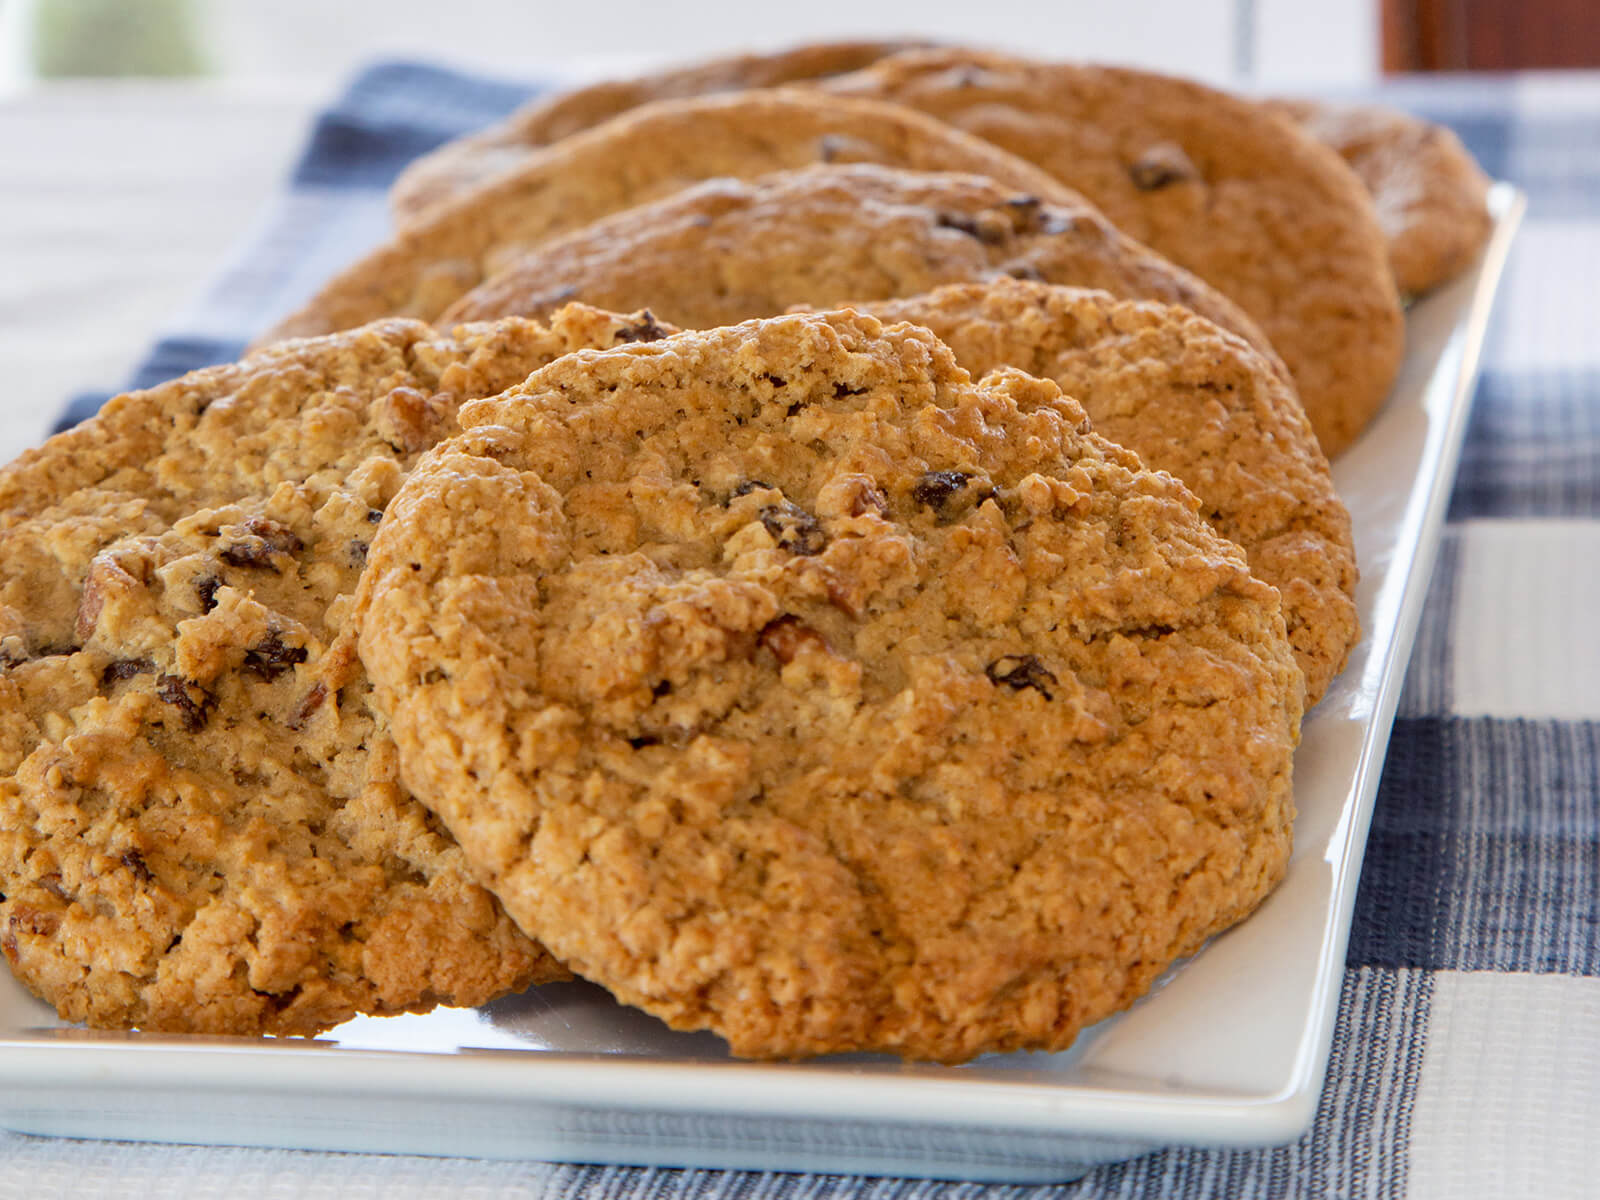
left=0, top=43, right=1492, bottom=1061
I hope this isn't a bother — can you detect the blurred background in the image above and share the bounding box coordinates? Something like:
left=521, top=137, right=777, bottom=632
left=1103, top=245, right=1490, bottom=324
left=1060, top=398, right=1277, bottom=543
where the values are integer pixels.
left=1, top=0, right=1591, bottom=463
left=6, top=0, right=1589, bottom=90
left=1, top=0, right=1379, bottom=90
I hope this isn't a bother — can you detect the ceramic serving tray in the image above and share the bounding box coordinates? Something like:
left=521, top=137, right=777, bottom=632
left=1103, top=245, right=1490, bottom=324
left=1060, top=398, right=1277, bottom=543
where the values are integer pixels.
left=0, top=185, right=1525, bottom=1183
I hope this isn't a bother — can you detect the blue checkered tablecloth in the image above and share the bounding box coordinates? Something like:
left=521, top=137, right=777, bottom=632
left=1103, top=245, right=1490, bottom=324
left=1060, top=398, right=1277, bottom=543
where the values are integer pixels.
left=13, top=61, right=1600, bottom=1198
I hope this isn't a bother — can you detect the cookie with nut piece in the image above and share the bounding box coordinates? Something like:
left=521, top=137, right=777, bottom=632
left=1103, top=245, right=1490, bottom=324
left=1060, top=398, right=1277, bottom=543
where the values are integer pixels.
left=357, top=309, right=1304, bottom=1062
left=0, top=305, right=677, bottom=1035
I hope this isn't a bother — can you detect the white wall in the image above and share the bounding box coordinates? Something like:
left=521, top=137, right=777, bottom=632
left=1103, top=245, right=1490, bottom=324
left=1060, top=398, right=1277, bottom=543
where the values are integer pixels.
left=1258, top=0, right=1381, bottom=87
left=193, top=0, right=1379, bottom=91
left=2, top=0, right=1380, bottom=92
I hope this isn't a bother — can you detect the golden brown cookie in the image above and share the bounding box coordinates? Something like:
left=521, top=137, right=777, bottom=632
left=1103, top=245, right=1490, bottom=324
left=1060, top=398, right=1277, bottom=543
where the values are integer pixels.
left=0, top=307, right=673, bottom=1035
left=849, top=280, right=1357, bottom=704
left=358, top=310, right=1304, bottom=1062
left=818, top=49, right=1405, bottom=457
left=390, top=40, right=931, bottom=223
left=440, top=163, right=1281, bottom=370
left=1266, top=98, right=1494, bottom=299
left=259, top=90, right=1080, bottom=347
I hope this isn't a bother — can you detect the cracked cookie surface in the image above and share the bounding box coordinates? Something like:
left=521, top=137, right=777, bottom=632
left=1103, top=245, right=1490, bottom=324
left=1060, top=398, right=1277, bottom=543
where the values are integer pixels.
left=262, top=91, right=1076, bottom=347
left=0, top=307, right=671, bottom=1034
left=440, top=162, right=1279, bottom=372
left=358, top=310, right=1303, bottom=1061
left=819, top=49, right=1405, bottom=456
left=852, top=279, right=1358, bottom=705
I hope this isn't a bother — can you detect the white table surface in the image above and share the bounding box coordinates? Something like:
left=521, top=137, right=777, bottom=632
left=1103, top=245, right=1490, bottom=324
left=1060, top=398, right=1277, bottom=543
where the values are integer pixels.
left=0, top=81, right=315, bottom=465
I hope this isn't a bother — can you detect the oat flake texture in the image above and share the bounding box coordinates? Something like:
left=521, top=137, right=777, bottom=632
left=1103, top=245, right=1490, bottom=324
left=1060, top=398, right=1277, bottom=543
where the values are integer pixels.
left=0, top=307, right=675, bottom=1035
left=358, top=310, right=1304, bottom=1062
left=853, top=279, right=1358, bottom=706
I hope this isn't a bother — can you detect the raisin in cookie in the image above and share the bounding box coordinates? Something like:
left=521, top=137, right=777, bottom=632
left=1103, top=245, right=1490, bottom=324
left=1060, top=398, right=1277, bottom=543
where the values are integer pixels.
left=358, top=310, right=1304, bottom=1062
left=440, top=163, right=1280, bottom=372
left=1266, top=98, right=1493, bottom=299
left=0, top=307, right=672, bottom=1035
left=260, top=91, right=1078, bottom=347
left=851, top=279, right=1357, bottom=705
left=390, top=40, right=930, bottom=224
left=818, top=49, right=1405, bottom=457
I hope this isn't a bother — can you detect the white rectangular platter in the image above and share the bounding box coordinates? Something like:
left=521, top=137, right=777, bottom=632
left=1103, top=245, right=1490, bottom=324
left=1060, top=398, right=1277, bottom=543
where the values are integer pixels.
left=0, top=185, right=1525, bottom=1183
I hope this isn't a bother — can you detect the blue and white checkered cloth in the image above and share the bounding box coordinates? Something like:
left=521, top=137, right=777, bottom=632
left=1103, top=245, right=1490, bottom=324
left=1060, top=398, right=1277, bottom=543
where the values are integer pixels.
left=26, top=62, right=1600, bottom=1198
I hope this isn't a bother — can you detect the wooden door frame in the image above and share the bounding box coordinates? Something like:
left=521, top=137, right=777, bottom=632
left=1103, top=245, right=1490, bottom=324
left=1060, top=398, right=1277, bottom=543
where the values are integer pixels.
left=1385, top=0, right=1600, bottom=71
